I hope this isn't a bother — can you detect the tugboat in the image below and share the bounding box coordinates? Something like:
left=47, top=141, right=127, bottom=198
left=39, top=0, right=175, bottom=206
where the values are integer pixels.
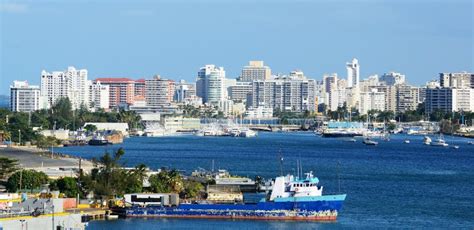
left=88, top=134, right=111, bottom=146
left=120, top=171, right=346, bottom=221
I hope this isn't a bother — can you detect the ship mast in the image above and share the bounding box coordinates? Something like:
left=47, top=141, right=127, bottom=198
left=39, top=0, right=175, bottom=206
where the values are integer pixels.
left=278, top=148, right=283, bottom=176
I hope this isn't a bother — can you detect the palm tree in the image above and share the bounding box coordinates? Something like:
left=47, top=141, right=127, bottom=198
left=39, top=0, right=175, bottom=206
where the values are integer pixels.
left=2, top=131, right=11, bottom=143
left=132, top=163, right=148, bottom=182
left=118, top=110, right=141, bottom=129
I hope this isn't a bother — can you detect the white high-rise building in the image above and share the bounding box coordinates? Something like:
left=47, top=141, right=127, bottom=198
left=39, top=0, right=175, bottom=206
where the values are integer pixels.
left=196, top=65, right=226, bottom=105
left=240, top=61, right=271, bottom=82
left=10, top=81, right=41, bottom=112
left=346, top=58, right=360, bottom=88
left=40, top=66, right=88, bottom=110
left=88, top=81, right=110, bottom=111
left=248, top=74, right=316, bottom=112
left=439, top=72, right=473, bottom=88
left=359, top=89, right=386, bottom=115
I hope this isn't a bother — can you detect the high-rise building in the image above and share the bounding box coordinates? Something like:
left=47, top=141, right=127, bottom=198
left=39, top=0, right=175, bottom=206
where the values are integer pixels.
left=228, top=82, right=252, bottom=102
left=196, top=65, right=226, bottom=105
left=346, top=58, right=360, bottom=88
left=380, top=72, right=406, bottom=86
left=240, top=61, right=271, bottom=82
left=248, top=75, right=316, bottom=112
left=88, top=81, right=110, bottom=111
left=174, top=80, right=196, bottom=103
left=94, top=78, right=135, bottom=108
left=439, top=72, right=473, bottom=88
left=322, top=74, right=341, bottom=111
left=425, top=88, right=474, bottom=113
left=41, top=66, right=89, bottom=110
left=145, top=75, right=175, bottom=106
left=10, top=81, right=41, bottom=112
left=359, top=89, right=386, bottom=115
left=396, top=84, right=419, bottom=113
left=373, top=85, right=396, bottom=112
left=134, top=79, right=146, bottom=102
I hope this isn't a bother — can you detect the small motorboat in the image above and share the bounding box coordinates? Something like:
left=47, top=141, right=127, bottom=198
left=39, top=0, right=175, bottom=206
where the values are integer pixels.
left=453, top=145, right=460, bottom=149
left=423, top=136, right=432, bottom=145
left=404, top=139, right=410, bottom=144
left=363, top=138, right=378, bottom=146
left=430, top=138, right=449, bottom=147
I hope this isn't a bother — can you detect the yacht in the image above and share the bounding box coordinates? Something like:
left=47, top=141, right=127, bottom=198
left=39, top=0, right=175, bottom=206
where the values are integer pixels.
left=429, top=135, right=449, bottom=147
left=239, top=128, right=257, bottom=138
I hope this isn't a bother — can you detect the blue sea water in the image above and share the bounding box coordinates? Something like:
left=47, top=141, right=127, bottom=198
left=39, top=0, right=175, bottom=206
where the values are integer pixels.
left=58, top=133, right=474, bottom=229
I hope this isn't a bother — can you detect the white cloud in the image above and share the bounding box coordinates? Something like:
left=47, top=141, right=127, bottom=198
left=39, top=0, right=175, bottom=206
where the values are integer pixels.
left=0, top=3, right=29, bottom=13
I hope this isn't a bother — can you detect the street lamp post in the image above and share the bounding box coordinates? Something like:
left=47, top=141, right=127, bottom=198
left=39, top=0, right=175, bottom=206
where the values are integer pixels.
left=18, top=129, right=21, bottom=146
left=52, top=204, right=55, bottom=230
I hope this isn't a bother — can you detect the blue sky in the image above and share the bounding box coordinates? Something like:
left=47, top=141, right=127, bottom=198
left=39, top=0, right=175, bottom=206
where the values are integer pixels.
left=0, top=0, right=472, bottom=95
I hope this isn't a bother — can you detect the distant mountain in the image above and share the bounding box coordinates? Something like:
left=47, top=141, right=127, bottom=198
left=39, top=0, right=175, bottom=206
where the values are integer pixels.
left=0, top=95, right=9, bottom=109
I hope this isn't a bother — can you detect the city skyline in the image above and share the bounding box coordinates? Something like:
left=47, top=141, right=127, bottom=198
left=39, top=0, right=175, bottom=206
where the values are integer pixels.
left=1, top=0, right=473, bottom=95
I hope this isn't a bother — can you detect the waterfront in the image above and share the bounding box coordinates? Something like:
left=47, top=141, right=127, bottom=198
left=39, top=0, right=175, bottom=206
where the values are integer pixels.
left=56, top=132, right=474, bottom=229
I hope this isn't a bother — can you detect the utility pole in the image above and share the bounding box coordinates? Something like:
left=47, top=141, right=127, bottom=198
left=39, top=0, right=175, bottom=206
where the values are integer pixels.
left=19, top=168, right=23, bottom=191
left=52, top=204, right=55, bottom=230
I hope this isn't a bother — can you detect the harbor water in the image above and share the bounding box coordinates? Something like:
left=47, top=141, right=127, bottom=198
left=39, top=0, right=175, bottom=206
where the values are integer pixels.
left=58, top=132, right=474, bottom=229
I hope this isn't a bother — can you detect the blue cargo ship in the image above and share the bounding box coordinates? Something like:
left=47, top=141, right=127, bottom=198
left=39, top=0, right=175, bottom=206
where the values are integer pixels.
left=122, top=172, right=346, bottom=221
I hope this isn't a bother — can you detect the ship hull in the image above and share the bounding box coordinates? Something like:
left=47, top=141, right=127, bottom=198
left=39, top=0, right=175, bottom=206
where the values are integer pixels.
left=124, top=195, right=345, bottom=221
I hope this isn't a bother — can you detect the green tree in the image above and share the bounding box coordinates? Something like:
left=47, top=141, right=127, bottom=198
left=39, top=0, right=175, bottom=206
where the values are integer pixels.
left=180, top=180, right=204, bottom=199
left=49, top=177, right=80, bottom=198
left=84, top=124, right=98, bottom=133
left=35, top=135, right=60, bottom=148
left=78, top=148, right=146, bottom=198
left=118, top=110, right=141, bottom=129
left=0, top=157, right=19, bottom=180
left=50, top=97, right=73, bottom=129
left=6, top=170, right=49, bottom=192
left=124, top=164, right=148, bottom=194
left=149, top=169, right=184, bottom=194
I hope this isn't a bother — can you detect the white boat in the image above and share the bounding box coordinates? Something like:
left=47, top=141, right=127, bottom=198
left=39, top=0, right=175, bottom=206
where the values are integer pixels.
left=404, top=139, right=410, bottom=144
left=453, top=145, right=460, bottom=149
left=363, top=138, right=378, bottom=146
left=239, top=128, right=257, bottom=138
left=430, top=135, right=449, bottom=147
left=423, top=136, right=432, bottom=145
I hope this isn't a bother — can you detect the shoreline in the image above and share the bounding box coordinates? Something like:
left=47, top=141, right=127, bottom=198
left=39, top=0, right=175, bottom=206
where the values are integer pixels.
left=0, top=145, right=94, bottom=177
